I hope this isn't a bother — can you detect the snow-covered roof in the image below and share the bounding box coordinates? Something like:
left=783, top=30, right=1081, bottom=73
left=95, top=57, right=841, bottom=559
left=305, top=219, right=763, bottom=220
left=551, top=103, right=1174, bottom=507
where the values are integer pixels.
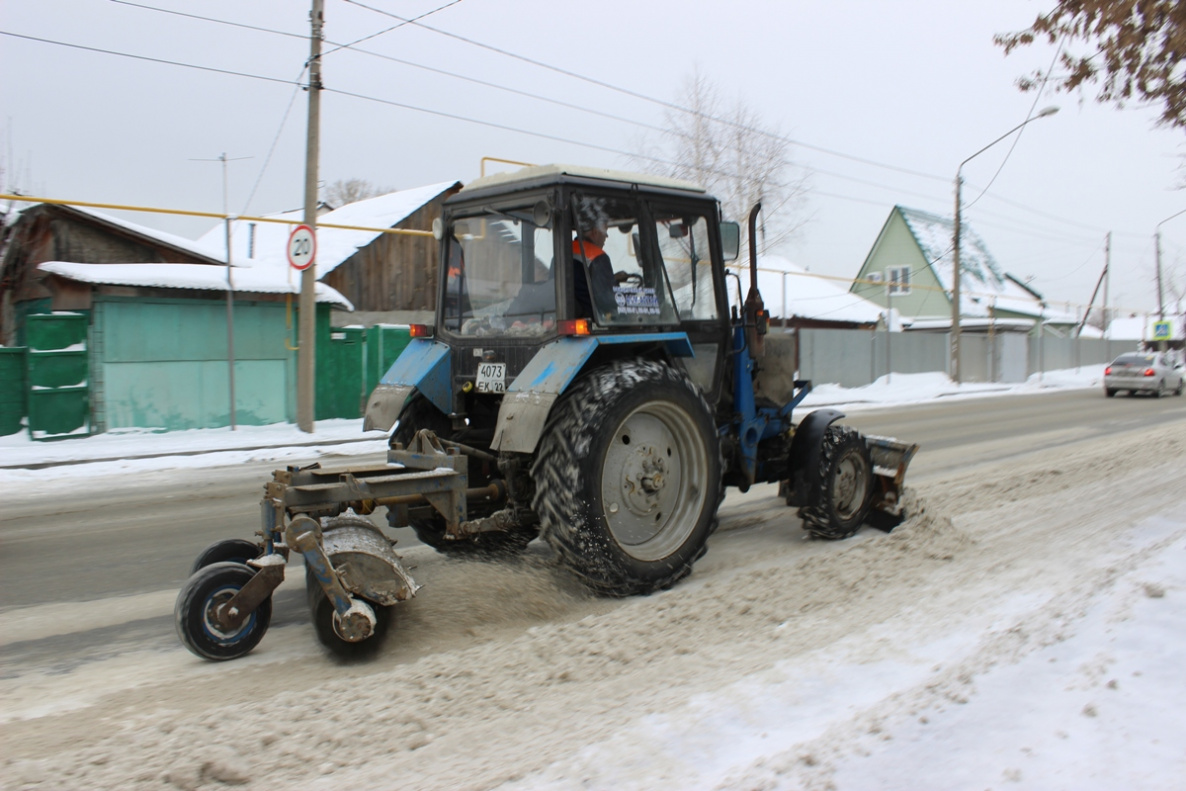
left=37, top=261, right=353, bottom=309
left=1105, top=314, right=1186, bottom=341
left=895, top=206, right=1072, bottom=323
left=728, top=255, right=885, bottom=325
left=907, top=317, right=1036, bottom=332
left=26, top=203, right=225, bottom=264
left=461, top=164, right=705, bottom=195
left=197, top=181, right=457, bottom=274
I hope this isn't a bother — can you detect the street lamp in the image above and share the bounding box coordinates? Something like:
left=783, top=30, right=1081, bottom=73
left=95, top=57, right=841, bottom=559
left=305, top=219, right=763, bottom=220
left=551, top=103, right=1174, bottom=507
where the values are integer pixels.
left=951, top=105, right=1059, bottom=383
left=1154, top=208, right=1186, bottom=321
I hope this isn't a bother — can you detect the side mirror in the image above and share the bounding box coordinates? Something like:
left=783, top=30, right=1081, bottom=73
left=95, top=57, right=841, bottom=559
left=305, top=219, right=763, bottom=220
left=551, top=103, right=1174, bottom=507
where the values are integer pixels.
left=532, top=199, right=552, bottom=229
left=720, top=221, right=740, bottom=262
left=432, top=217, right=444, bottom=240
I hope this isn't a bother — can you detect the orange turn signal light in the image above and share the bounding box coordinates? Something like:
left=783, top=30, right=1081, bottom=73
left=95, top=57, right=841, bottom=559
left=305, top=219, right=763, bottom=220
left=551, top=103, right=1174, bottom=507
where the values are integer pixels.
left=558, top=319, right=591, bottom=336
left=409, top=324, right=433, bottom=338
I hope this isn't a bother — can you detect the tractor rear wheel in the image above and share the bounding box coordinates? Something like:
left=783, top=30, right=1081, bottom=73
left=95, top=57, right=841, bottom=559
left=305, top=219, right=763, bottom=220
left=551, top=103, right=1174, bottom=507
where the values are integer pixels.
left=387, top=395, right=536, bottom=555
left=532, top=359, right=721, bottom=596
left=801, top=424, right=874, bottom=540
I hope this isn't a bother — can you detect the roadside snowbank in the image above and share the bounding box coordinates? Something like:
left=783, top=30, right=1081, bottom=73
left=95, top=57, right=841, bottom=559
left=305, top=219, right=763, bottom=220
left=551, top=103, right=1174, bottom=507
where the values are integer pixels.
left=0, top=367, right=1102, bottom=477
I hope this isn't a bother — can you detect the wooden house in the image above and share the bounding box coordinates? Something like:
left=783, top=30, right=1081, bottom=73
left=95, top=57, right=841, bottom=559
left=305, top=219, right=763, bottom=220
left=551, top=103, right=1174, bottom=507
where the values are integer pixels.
left=198, top=181, right=462, bottom=324
left=851, top=205, right=1075, bottom=334
left=0, top=203, right=224, bottom=345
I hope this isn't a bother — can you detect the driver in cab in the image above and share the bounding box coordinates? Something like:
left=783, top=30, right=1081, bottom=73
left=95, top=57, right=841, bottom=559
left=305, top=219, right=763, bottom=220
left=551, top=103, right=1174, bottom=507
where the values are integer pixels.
left=573, top=220, right=630, bottom=320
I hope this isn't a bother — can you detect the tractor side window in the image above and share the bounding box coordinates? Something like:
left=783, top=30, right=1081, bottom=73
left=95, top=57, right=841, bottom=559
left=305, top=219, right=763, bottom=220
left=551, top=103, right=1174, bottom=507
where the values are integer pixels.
left=653, top=212, right=719, bottom=321
left=571, top=195, right=678, bottom=326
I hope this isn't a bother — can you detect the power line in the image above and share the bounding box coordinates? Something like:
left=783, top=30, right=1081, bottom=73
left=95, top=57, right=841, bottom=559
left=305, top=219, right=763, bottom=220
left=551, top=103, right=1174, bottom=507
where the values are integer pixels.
left=323, top=0, right=465, bottom=57
left=339, top=0, right=950, bottom=184
left=242, top=67, right=309, bottom=216
left=962, top=42, right=1062, bottom=212
left=1, top=26, right=766, bottom=187
left=104, top=2, right=677, bottom=141
left=97, top=0, right=1128, bottom=241
left=108, top=0, right=305, bottom=40
left=4, top=22, right=1146, bottom=254
left=0, top=30, right=301, bottom=87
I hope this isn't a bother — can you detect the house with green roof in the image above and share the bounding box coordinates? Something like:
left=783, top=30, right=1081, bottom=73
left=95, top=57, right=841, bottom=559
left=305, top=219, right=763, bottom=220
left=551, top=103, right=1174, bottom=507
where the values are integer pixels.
left=851, top=206, right=1074, bottom=334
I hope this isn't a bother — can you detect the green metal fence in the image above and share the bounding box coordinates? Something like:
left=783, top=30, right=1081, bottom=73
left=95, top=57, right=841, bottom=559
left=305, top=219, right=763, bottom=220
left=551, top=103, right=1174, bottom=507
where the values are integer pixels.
left=316, top=324, right=411, bottom=420
left=317, top=325, right=366, bottom=420
left=25, top=313, right=89, bottom=439
left=366, top=325, right=412, bottom=397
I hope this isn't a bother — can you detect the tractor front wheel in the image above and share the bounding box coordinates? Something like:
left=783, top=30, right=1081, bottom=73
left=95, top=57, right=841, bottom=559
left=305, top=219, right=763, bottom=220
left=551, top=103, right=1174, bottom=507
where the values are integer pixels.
left=801, top=425, right=875, bottom=540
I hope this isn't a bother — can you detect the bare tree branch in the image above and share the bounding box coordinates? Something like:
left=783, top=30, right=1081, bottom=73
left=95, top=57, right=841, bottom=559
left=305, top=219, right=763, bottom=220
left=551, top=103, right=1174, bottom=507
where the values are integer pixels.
left=632, top=69, right=810, bottom=253
left=996, top=0, right=1186, bottom=132
left=323, top=178, right=392, bottom=208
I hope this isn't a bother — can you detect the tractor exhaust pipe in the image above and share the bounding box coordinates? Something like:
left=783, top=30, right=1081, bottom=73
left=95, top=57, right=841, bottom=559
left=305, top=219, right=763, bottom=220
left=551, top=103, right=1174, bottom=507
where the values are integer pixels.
left=743, top=202, right=768, bottom=356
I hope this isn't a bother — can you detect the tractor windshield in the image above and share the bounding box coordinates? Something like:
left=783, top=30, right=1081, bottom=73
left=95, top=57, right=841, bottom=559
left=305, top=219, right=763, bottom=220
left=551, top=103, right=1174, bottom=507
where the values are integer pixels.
left=442, top=209, right=557, bottom=337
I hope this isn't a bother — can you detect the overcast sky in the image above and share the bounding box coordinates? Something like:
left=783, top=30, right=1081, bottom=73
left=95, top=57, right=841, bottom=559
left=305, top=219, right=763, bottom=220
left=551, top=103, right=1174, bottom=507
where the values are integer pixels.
left=3, top=0, right=1184, bottom=315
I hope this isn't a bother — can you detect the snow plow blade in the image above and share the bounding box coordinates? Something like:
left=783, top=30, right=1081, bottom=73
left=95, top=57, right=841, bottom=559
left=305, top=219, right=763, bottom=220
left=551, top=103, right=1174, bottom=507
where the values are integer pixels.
left=865, top=434, right=919, bottom=529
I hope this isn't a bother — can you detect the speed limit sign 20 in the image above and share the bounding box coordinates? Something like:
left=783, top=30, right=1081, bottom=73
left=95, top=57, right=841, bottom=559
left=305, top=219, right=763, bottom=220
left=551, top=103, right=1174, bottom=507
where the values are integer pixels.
left=287, top=225, right=317, bottom=271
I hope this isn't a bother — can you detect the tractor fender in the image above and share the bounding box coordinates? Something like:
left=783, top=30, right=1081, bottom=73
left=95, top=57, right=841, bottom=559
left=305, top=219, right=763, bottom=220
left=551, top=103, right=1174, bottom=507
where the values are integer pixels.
left=492, top=332, right=694, bottom=454
left=784, top=408, right=845, bottom=506
left=362, top=339, right=451, bottom=432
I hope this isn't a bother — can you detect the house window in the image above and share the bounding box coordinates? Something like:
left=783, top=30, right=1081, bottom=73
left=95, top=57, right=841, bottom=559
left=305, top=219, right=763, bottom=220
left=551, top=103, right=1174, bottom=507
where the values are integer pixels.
left=887, top=267, right=910, bottom=295
left=867, top=272, right=883, bottom=284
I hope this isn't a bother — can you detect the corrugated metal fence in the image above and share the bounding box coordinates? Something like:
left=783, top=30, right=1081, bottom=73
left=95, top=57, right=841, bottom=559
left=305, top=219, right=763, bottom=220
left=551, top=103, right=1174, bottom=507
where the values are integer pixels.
left=796, top=327, right=1138, bottom=388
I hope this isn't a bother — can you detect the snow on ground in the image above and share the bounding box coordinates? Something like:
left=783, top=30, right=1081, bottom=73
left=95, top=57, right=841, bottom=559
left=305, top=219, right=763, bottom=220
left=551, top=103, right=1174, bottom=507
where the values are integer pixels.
left=7, top=362, right=1183, bottom=791
left=0, top=418, right=388, bottom=478
left=2, top=418, right=1182, bottom=791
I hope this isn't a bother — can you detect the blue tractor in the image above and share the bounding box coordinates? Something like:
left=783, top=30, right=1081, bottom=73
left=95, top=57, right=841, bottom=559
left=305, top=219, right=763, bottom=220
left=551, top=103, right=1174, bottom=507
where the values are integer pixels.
left=176, top=165, right=916, bottom=660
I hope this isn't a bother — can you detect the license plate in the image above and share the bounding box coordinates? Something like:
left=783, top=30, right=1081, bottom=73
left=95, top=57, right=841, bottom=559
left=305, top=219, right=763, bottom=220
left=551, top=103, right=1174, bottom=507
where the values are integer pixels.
left=475, top=362, right=506, bottom=393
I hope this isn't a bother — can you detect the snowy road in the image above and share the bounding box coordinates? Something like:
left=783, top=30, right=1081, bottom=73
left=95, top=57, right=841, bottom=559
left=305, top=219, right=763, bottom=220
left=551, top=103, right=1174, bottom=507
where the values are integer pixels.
left=2, top=391, right=1185, bottom=789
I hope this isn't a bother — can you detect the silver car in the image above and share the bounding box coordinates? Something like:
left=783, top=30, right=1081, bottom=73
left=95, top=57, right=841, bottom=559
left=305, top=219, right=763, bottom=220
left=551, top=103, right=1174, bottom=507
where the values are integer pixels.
left=1104, top=352, right=1185, bottom=398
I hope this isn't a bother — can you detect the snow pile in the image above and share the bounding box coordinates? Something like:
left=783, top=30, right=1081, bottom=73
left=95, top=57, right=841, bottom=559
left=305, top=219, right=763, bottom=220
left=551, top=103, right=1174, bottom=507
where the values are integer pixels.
left=0, top=367, right=1103, bottom=479
left=0, top=418, right=386, bottom=476
left=803, top=366, right=1100, bottom=411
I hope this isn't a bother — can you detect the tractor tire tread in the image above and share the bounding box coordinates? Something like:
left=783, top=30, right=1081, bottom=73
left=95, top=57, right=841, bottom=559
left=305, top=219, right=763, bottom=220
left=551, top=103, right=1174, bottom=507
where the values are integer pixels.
left=801, top=424, right=874, bottom=541
left=531, top=358, right=722, bottom=596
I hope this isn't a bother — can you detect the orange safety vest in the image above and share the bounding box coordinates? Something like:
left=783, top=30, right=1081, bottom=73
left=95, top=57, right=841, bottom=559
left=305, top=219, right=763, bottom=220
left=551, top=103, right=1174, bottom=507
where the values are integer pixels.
left=572, top=239, right=605, bottom=260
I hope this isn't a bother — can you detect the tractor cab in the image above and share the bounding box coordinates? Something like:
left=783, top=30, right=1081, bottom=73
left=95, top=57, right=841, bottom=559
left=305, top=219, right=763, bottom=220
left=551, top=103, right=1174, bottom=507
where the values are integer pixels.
left=366, top=165, right=740, bottom=437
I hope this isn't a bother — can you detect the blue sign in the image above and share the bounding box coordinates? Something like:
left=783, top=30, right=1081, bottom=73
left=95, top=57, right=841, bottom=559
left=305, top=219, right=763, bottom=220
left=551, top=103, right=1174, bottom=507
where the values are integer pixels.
left=1152, top=321, right=1172, bottom=341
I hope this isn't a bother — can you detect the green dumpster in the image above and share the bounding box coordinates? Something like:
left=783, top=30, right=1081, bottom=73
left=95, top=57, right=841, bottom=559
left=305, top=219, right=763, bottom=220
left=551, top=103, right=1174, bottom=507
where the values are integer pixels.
left=0, top=348, right=26, bottom=436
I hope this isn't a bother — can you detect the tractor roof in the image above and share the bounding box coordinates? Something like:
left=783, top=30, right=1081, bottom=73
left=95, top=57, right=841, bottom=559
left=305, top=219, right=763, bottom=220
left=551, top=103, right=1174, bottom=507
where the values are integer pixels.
left=456, top=164, right=707, bottom=201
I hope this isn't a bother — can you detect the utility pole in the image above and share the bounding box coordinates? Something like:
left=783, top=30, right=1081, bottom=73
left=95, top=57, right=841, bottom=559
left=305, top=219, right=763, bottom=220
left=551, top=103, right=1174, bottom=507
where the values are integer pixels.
left=192, top=152, right=252, bottom=430
left=1155, top=228, right=1164, bottom=320
left=221, top=153, right=237, bottom=431
left=1103, top=231, right=1111, bottom=338
left=298, top=0, right=324, bottom=433
left=951, top=174, right=962, bottom=382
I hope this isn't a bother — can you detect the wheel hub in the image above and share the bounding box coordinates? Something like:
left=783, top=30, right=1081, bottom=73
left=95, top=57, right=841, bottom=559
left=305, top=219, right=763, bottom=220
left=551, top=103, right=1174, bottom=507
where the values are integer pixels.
left=600, top=402, right=708, bottom=560
left=332, top=599, right=378, bottom=643
left=832, top=453, right=868, bottom=518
